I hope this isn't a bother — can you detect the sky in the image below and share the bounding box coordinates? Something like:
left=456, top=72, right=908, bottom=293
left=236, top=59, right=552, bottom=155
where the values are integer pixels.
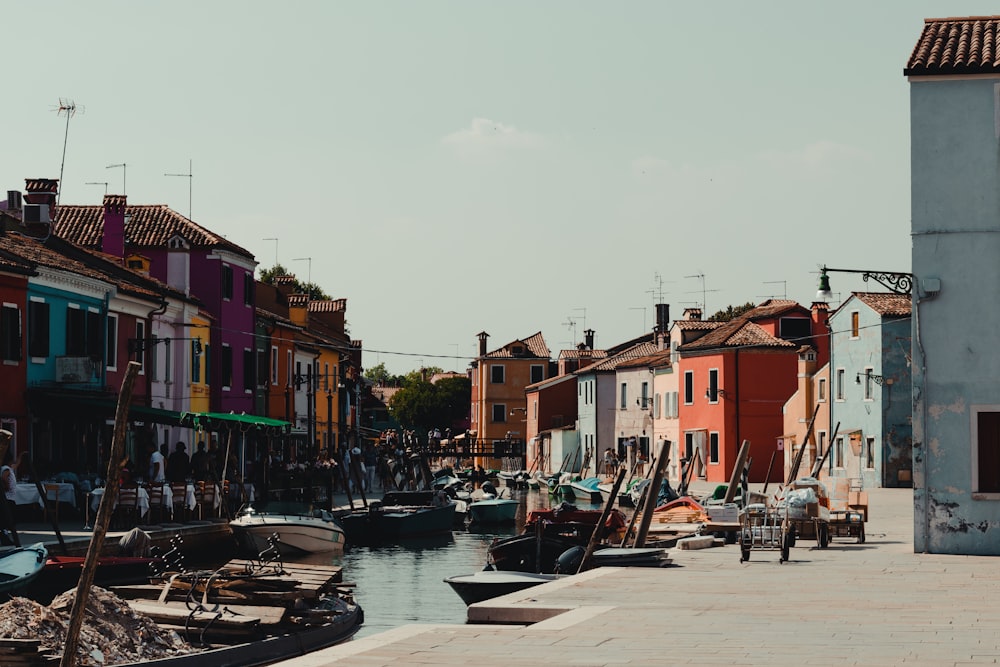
left=3, top=2, right=992, bottom=375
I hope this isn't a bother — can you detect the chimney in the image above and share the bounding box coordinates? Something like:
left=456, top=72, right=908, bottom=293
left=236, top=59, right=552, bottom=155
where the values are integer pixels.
left=477, top=331, right=490, bottom=357
left=683, top=307, right=702, bottom=321
left=655, top=304, right=670, bottom=335
left=102, top=194, right=127, bottom=258
left=6, top=191, right=22, bottom=211
left=23, top=178, right=58, bottom=223
left=584, top=328, right=595, bottom=350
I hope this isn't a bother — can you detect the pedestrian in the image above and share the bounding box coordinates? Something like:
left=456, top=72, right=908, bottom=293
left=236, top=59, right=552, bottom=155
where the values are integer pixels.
left=166, top=441, right=191, bottom=483
left=148, top=442, right=165, bottom=483
left=603, top=447, right=616, bottom=476
left=626, top=436, right=637, bottom=471
left=1, top=449, right=26, bottom=546
left=190, top=441, right=211, bottom=481
left=364, top=442, right=378, bottom=492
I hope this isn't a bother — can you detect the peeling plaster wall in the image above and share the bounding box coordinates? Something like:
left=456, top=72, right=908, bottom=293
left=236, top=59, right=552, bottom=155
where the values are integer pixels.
left=911, top=76, right=1000, bottom=554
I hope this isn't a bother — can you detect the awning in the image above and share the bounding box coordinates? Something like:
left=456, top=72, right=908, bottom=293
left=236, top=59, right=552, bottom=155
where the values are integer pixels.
left=179, top=411, right=291, bottom=435
left=27, top=392, right=185, bottom=427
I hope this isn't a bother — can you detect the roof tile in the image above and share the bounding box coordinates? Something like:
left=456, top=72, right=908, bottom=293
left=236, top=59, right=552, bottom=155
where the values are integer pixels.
left=906, top=16, right=1000, bottom=75
left=852, top=292, right=912, bottom=317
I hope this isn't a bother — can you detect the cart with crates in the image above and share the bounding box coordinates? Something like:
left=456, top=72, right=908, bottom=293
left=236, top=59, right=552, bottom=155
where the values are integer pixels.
left=738, top=502, right=792, bottom=563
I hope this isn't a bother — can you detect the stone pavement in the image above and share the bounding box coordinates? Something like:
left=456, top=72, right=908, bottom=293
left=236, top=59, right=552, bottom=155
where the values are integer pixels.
left=276, top=486, right=1000, bottom=667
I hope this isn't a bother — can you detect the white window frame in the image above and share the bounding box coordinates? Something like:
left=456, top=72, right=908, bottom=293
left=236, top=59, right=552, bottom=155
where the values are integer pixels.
left=105, top=313, right=118, bottom=371
left=817, top=377, right=826, bottom=402
left=863, top=367, right=875, bottom=401
left=683, top=370, right=694, bottom=405
left=135, top=320, right=145, bottom=374
left=271, top=346, right=279, bottom=385
left=492, top=403, right=507, bottom=423
left=490, top=364, right=505, bottom=384
left=970, top=404, right=1000, bottom=497
left=707, top=368, right=719, bottom=403
left=865, top=436, right=876, bottom=469
left=835, top=368, right=845, bottom=401
left=620, top=382, right=627, bottom=410
left=709, top=431, right=720, bottom=464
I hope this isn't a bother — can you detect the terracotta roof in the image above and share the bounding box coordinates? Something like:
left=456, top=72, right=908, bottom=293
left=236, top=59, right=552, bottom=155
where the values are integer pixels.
left=578, top=342, right=659, bottom=374
left=558, top=349, right=609, bottom=360
left=906, top=17, right=1000, bottom=76
left=484, top=331, right=550, bottom=359
left=256, top=306, right=300, bottom=329
left=55, top=204, right=254, bottom=257
left=525, top=372, right=577, bottom=391
left=616, top=349, right=673, bottom=370
left=672, top=320, right=723, bottom=331
left=308, top=299, right=346, bottom=313
left=852, top=292, right=912, bottom=317
left=679, top=300, right=805, bottom=351
left=287, top=294, right=309, bottom=306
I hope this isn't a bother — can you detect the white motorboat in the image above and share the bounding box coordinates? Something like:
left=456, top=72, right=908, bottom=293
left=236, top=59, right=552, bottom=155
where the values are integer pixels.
left=230, top=503, right=346, bottom=556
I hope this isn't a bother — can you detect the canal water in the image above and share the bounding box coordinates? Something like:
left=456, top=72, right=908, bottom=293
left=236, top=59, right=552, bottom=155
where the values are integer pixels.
left=300, top=487, right=603, bottom=639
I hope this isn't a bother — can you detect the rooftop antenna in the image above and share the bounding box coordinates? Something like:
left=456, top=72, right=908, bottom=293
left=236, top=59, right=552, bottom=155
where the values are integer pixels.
left=763, top=280, right=787, bottom=299
left=684, top=273, right=706, bottom=311
left=106, top=163, right=126, bottom=195
left=263, top=237, right=279, bottom=268
left=85, top=181, right=109, bottom=196
left=165, top=159, right=193, bottom=220
left=292, top=257, right=312, bottom=294
left=629, top=306, right=647, bottom=332
left=54, top=98, right=84, bottom=206
left=564, top=316, right=579, bottom=344
left=647, top=272, right=672, bottom=304
left=573, top=307, right=587, bottom=332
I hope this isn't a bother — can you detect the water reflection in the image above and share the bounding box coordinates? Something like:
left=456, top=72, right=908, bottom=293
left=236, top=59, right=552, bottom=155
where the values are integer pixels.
left=294, top=487, right=604, bottom=638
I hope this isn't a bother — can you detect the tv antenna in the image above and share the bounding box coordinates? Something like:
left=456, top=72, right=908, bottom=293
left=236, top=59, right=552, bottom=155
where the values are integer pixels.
left=647, top=272, right=672, bottom=304
left=106, top=163, right=126, bottom=195
left=263, top=238, right=279, bottom=268
left=165, top=159, right=193, bottom=220
left=684, top=272, right=720, bottom=312
left=629, top=306, right=647, bottom=332
left=54, top=98, right=84, bottom=205
left=762, top=280, right=787, bottom=299
left=564, top=316, right=580, bottom=344
left=85, top=182, right=109, bottom=196
left=292, top=257, right=312, bottom=292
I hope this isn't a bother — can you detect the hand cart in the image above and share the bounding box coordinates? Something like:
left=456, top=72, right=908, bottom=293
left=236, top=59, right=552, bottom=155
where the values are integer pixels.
left=827, top=509, right=865, bottom=543
left=738, top=503, right=791, bottom=563
left=786, top=515, right=830, bottom=549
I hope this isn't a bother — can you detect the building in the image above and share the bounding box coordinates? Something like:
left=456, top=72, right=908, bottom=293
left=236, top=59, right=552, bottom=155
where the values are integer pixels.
left=906, top=16, right=1000, bottom=553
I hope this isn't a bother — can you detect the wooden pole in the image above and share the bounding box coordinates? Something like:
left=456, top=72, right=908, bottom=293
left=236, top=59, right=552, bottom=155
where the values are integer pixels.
left=810, top=422, right=841, bottom=479
left=786, top=403, right=821, bottom=485
left=621, top=455, right=661, bottom=547
left=632, top=439, right=671, bottom=548
left=575, top=466, right=627, bottom=573
left=723, top=440, right=752, bottom=505
left=60, top=361, right=140, bottom=667
left=761, top=449, right=778, bottom=495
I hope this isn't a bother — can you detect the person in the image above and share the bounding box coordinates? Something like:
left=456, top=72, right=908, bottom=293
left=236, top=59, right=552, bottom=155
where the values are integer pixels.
left=190, top=441, right=211, bottom=481
left=636, top=449, right=647, bottom=476
left=363, top=443, right=378, bottom=492
left=148, top=442, right=165, bottom=483
left=166, top=441, right=191, bottom=483
left=603, top=448, right=616, bottom=476
left=350, top=444, right=363, bottom=492
left=1, top=449, right=25, bottom=546
left=626, top=436, right=637, bottom=471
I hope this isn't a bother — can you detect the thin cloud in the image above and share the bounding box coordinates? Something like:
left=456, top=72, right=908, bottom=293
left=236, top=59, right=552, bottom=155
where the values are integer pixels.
left=442, top=117, right=543, bottom=159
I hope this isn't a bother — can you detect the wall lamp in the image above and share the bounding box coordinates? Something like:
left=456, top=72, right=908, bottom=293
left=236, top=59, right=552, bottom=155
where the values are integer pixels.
left=705, top=388, right=727, bottom=399
left=816, top=265, right=914, bottom=300
left=636, top=397, right=654, bottom=409
left=509, top=407, right=527, bottom=416
left=856, top=372, right=892, bottom=386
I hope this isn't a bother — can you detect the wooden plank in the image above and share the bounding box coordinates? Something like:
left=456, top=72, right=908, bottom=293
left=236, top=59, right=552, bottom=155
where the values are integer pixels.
left=127, top=601, right=277, bottom=627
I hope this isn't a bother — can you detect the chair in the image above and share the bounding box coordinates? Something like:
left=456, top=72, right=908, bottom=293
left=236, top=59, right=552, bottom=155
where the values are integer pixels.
left=196, top=481, right=218, bottom=519
left=113, top=485, right=141, bottom=530
left=43, top=484, right=61, bottom=523
left=170, top=483, right=189, bottom=522
left=145, top=483, right=168, bottom=524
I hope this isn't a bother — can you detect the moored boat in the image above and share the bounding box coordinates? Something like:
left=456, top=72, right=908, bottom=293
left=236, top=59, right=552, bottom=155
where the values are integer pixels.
left=444, top=570, right=564, bottom=605
left=339, top=499, right=456, bottom=544
left=468, top=498, right=519, bottom=524
left=230, top=502, right=346, bottom=555
left=0, top=542, right=47, bottom=595
left=569, top=476, right=604, bottom=503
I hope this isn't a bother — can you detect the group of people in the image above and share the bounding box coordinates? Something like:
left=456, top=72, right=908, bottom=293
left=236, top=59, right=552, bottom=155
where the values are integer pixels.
left=603, top=437, right=648, bottom=477
left=122, top=440, right=230, bottom=488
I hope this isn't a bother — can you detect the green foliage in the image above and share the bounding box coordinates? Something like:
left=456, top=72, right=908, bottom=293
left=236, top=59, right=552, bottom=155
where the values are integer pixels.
left=365, top=362, right=405, bottom=386
left=257, top=263, right=330, bottom=300
left=389, top=374, right=470, bottom=434
left=708, top=302, right=756, bottom=322
left=402, top=366, right=445, bottom=387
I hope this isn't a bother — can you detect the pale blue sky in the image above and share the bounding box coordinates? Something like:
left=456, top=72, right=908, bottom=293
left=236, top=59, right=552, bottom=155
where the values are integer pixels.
left=4, top=2, right=990, bottom=374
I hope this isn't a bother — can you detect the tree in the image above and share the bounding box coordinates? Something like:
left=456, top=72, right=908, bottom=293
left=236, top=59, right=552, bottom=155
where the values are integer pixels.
left=708, top=302, right=756, bottom=322
left=257, top=263, right=330, bottom=300
left=389, top=374, right=470, bottom=434
left=403, top=366, right=445, bottom=387
left=365, top=362, right=405, bottom=386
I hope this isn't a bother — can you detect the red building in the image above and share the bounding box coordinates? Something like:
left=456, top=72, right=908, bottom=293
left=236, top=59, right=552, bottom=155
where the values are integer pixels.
left=0, top=235, right=32, bottom=454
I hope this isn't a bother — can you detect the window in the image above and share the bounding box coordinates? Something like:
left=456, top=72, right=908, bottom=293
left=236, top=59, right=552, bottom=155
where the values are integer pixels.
left=974, top=409, right=1000, bottom=493
left=204, top=343, right=211, bottom=385
left=836, top=368, right=845, bottom=401
left=66, top=305, right=86, bottom=356
left=286, top=350, right=293, bottom=386
left=324, top=362, right=329, bottom=391
left=779, top=317, right=811, bottom=342
left=834, top=436, right=844, bottom=469
left=817, top=431, right=827, bottom=460
left=707, top=369, right=719, bottom=402
left=683, top=371, right=694, bottom=405
left=243, top=348, right=255, bottom=391
left=191, top=339, right=202, bottom=383
left=709, top=432, right=719, bottom=464
left=684, top=432, right=694, bottom=460
left=295, top=361, right=302, bottom=390
left=28, top=299, right=49, bottom=358
left=134, top=321, right=145, bottom=373
left=271, top=346, right=279, bottom=385
left=851, top=311, right=860, bottom=338
left=530, top=364, right=544, bottom=384
left=222, top=265, right=234, bottom=300
left=492, top=404, right=507, bottom=423
left=863, top=367, right=874, bottom=400
left=641, top=381, right=649, bottom=406
left=654, top=393, right=661, bottom=419
left=86, top=310, right=101, bottom=361
left=221, top=344, right=233, bottom=389
left=865, top=436, right=876, bottom=469
left=818, top=377, right=827, bottom=402
left=149, top=335, right=158, bottom=381
left=243, top=272, right=254, bottom=307
left=620, top=382, right=627, bottom=409
left=1, top=304, right=21, bottom=363
left=490, top=365, right=505, bottom=384
left=256, top=347, right=268, bottom=387
left=106, top=314, right=118, bottom=371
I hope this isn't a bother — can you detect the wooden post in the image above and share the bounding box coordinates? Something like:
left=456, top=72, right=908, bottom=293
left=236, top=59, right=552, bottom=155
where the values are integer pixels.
left=761, top=450, right=778, bottom=495
left=60, top=361, right=140, bottom=667
left=810, top=422, right=841, bottom=479
left=575, top=466, right=627, bottom=573
left=786, top=404, right=821, bottom=485
left=633, top=439, right=671, bottom=548
left=724, top=440, right=752, bottom=505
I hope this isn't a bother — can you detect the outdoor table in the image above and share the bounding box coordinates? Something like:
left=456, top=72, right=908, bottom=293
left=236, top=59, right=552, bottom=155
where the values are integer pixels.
left=14, top=482, right=76, bottom=508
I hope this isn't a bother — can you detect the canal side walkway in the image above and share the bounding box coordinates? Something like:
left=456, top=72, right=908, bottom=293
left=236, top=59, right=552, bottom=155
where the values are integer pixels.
left=276, top=486, right=1000, bottom=667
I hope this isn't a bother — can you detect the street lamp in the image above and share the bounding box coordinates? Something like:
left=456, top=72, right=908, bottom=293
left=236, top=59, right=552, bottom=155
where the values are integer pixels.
left=816, top=265, right=914, bottom=301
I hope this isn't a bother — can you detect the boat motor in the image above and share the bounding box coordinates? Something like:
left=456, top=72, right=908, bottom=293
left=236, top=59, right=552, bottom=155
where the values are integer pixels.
left=555, top=546, right=585, bottom=574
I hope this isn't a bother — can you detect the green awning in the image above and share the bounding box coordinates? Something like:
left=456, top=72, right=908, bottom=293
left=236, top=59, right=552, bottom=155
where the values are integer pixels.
left=179, top=411, right=291, bottom=435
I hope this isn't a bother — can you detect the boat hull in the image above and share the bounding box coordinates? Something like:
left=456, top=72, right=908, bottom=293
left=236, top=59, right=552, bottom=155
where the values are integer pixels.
left=0, top=543, right=47, bottom=595
left=230, top=514, right=346, bottom=555
left=445, top=571, right=563, bottom=605
left=468, top=499, right=519, bottom=524
left=340, top=503, right=456, bottom=544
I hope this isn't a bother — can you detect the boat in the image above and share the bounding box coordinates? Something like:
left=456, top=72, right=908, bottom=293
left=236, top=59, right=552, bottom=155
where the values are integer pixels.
left=444, top=570, right=563, bottom=605
left=381, top=490, right=468, bottom=526
left=569, top=476, right=604, bottom=503
left=547, top=473, right=576, bottom=499
left=112, top=557, right=363, bottom=667
left=0, top=543, right=47, bottom=595
left=468, top=498, right=519, bottom=524
left=338, top=497, right=456, bottom=544
left=30, top=555, right=161, bottom=602
left=230, top=502, right=346, bottom=556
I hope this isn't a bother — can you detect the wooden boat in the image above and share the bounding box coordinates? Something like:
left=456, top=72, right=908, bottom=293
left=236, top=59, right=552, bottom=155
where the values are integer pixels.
left=381, top=490, right=468, bottom=526
left=230, top=503, right=346, bottom=556
left=0, top=543, right=47, bottom=595
left=444, top=570, right=563, bottom=605
left=112, top=558, right=362, bottom=667
left=29, top=555, right=160, bottom=602
left=468, top=498, right=519, bottom=524
left=569, top=477, right=604, bottom=503
left=339, top=498, right=456, bottom=544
